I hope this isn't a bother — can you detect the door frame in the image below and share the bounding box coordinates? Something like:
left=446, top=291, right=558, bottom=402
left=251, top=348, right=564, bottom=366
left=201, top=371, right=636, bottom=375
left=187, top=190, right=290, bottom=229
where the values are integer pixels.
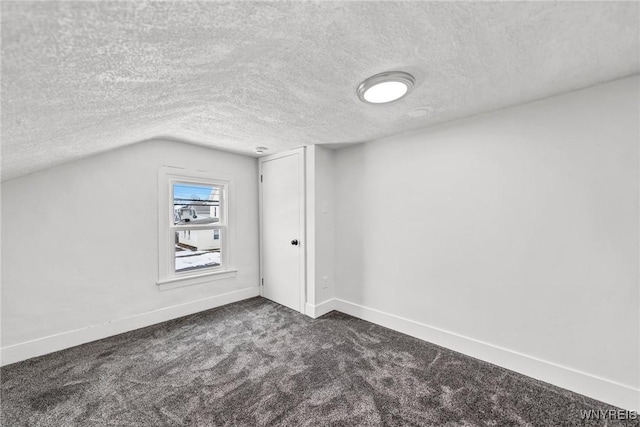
left=258, top=146, right=306, bottom=314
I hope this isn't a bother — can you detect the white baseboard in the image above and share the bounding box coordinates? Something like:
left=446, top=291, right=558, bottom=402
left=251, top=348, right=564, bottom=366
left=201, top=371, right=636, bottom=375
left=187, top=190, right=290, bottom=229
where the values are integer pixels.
left=305, top=299, right=337, bottom=319
left=1, top=287, right=259, bottom=367
left=330, top=298, right=639, bottom=412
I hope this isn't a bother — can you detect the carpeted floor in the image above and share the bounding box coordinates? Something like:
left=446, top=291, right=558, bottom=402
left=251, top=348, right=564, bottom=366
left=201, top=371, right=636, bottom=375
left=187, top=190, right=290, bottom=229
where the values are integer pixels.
left=1, top=297, right=635, bottom=426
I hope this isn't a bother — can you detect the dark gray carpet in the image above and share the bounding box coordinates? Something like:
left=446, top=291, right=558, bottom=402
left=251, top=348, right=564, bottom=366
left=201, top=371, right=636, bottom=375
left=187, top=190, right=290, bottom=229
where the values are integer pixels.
left=1, top=297, right=635, bottom=426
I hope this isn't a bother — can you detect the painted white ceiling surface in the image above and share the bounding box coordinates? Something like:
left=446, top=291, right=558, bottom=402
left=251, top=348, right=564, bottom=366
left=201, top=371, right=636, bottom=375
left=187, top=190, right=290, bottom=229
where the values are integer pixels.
left=2, top=2, right=639, bottom=181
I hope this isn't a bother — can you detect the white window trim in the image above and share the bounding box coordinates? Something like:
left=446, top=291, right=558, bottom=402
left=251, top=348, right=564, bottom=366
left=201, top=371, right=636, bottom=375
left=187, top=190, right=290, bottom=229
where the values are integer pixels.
left=157, top=269, right=237, bottom=291
left=157, top=166, right=236, bottom=289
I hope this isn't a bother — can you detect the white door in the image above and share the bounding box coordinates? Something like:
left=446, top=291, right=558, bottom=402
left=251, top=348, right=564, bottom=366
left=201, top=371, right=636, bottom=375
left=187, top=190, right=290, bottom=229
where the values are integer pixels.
left=260, top=148, right=305, bottom=312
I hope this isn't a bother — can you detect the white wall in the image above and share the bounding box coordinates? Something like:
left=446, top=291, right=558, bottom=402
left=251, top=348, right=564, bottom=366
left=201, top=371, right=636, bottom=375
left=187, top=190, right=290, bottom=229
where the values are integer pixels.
left=1, top=139, right=259, bottom=363
left=305, top=145, right=335, bottom=313
left=313, top=146, right=335, bottom=305
left=333, top=75, right=639, bottom=408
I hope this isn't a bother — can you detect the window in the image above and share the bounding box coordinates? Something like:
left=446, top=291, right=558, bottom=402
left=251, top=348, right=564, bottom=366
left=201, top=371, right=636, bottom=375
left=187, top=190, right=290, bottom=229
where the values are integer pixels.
left=173, top=181, right=223, bottom=273
left=158, top=167, right=236, bottom=288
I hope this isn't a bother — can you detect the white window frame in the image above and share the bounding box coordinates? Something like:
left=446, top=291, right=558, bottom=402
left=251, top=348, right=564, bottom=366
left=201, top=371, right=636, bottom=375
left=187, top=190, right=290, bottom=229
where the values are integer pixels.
left=157, top=166, right=236, bottom=290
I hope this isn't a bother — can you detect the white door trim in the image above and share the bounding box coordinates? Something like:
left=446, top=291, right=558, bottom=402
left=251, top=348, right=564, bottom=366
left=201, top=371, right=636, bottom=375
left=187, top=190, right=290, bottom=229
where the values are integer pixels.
left=258, top=147, right=307, bottom=314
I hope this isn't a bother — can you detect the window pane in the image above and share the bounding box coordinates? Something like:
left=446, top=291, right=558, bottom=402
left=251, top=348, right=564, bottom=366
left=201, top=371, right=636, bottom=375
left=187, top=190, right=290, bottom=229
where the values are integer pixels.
left=173, top=183, right=221, bottom=225
left=174, top=230, right=222, bottom=273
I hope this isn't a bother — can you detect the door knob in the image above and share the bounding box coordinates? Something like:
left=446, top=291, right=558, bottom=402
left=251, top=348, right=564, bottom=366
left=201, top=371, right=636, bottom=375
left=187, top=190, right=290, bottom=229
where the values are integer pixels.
left=291, top=239, right=299, bottom=246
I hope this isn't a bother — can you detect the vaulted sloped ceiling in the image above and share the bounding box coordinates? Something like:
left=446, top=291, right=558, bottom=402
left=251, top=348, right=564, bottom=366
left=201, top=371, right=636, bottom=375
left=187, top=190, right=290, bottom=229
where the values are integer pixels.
left=1, top=1, right=638, bottom=180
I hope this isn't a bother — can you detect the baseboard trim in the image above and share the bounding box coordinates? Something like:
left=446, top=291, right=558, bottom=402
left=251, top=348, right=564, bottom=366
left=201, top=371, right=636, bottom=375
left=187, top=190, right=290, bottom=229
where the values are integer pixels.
left=1, top=287, right=260, bottom=367
left=305, top=299, right=337, bottom=319
left=331, top=298, right=639, bottom=411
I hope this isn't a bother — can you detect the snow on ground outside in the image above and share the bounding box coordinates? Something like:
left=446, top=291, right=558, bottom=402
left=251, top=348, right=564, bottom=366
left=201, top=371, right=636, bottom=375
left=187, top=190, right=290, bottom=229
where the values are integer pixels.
left=175, top=250, right=208, bottom=257
left=175, top=248, right=221, bottom=272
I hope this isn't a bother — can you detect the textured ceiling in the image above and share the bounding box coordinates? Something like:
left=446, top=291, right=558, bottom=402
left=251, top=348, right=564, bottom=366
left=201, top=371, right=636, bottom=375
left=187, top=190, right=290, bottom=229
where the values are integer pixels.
left=2, top=1, right=639, bottom=181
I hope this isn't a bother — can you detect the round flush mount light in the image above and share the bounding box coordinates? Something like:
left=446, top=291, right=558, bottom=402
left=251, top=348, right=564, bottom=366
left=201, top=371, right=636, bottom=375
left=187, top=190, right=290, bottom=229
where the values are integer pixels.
left=255, top=146, right=268, bottom=154
left=357, top=71, right=415, bottom=104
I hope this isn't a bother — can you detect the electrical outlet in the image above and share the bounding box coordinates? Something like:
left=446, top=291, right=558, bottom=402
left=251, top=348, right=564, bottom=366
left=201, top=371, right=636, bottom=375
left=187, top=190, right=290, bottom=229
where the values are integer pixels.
left=322, top=276, right=329, bottom=289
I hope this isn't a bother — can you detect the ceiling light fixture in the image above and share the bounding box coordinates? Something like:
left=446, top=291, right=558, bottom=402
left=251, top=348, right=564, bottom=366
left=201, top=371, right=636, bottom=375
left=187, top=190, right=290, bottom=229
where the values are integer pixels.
left=357, top=71, right=415, bottom=104
left=255, top=147, right=268, bottom=154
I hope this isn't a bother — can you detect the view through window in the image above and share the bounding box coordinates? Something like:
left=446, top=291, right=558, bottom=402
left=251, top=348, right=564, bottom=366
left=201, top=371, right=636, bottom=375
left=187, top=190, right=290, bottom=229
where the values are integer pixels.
left=173, top=182, right=224, bottom=273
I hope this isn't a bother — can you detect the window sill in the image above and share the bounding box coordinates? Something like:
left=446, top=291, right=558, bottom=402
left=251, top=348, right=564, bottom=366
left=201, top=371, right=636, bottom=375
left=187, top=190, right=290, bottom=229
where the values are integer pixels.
left=157, top=269, right=237, bottom=291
